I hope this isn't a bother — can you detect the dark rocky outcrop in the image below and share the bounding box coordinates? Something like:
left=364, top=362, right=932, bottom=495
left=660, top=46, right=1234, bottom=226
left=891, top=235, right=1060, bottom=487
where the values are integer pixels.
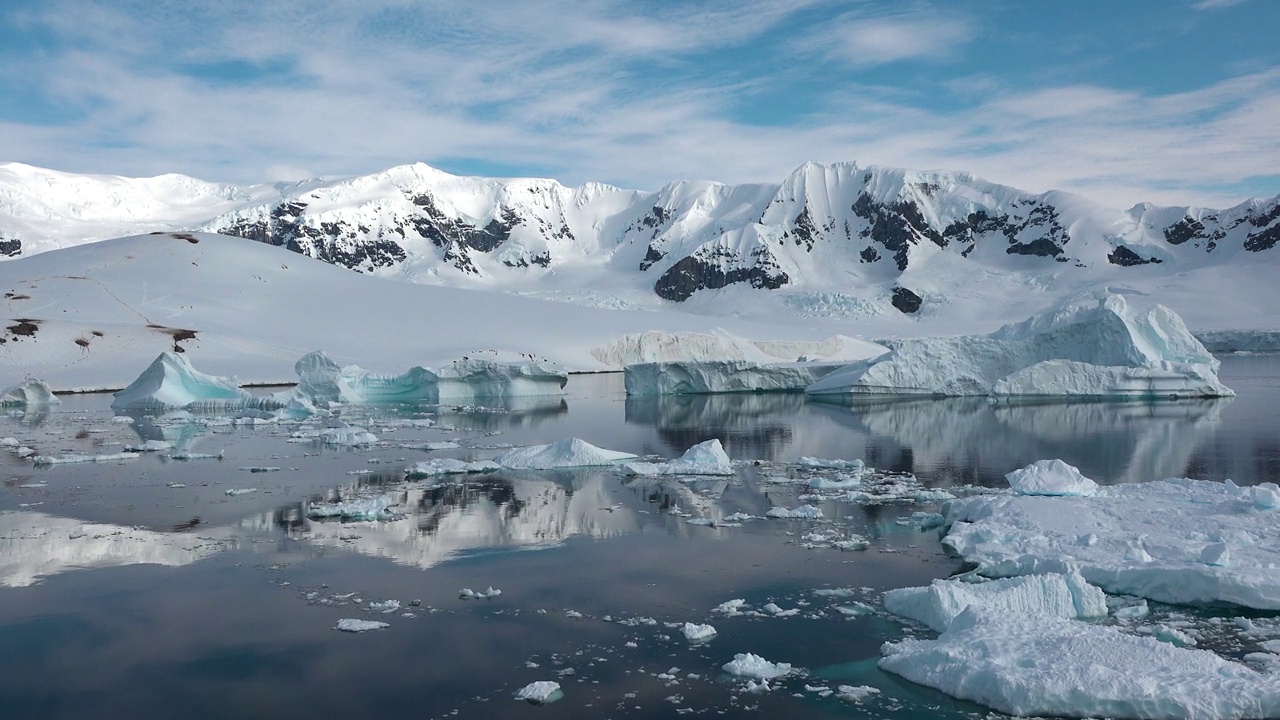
left=852, top=193, right=945, bottom=271
left=654, top=245, right=789, bottom=302
left=1107, top=245, right=1163, bottom=266
left=891, top=286, right=922, bottom=314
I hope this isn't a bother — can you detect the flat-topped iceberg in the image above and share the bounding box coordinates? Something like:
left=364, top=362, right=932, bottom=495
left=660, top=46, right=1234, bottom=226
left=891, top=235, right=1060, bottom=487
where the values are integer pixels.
left=291, top=350, right=567, bottom=406
left=883, top=571, right=1108, bottom=633
left=493, top=438, right=637, bottom=469
left=624, top=360, right=847, bottom=395
left=944, top=475, right=1280, bottom=608
left=111, top=352, right=281, bottom=411
left=880, top=606, right=1280, bottom=720
left=622, top=439, right=733, bottom=476
left=807, top=293, right=1232, bottom=398
left=0, top=379, right=60, bottom=405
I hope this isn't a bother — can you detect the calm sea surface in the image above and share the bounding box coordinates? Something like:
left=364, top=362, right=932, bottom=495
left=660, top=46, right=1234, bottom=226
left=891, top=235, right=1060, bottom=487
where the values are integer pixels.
left=0, top=354, right=1276, bottom=719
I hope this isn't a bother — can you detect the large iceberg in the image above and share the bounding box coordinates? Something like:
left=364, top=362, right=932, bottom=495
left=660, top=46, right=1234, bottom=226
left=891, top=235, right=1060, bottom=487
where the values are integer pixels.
left=879, top=606, right=1280, bottom=720
left=0, top=378, right=60, bottom=405
left=807, top=293, right=1232, bottom=398
left=493, top=438, right=637, bottom=469
left=883, top=571, right=1108, bottom=633
left=291, top=350, right=566, bottom=406
left=111, top=352, right=281, bottom=412
left=624, top=360, right=846, bottom=395
left=943, top=475, right=1280, bottom=608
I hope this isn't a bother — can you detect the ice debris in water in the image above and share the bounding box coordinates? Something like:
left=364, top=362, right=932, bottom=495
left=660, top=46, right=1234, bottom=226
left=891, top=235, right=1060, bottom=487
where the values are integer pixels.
left=404, top=458, right=500, bottom=477
left=1005, top=459, right=1098, bottom=497
left=224, top=488, right=257, bottom=496
left=111, top=352, right=284, bottom=412
left=883, top=571, right=1108, bottom=632
left=681, top=623, right=717, bottom=642
left=335, top=619, right=390, bottom=633
left=459, top=587, right=502, bottom=600
left=879, top=606, right=1280, bottom=720
left=944, top=476, right=1280, bottom=608
left=807, top=292, right=1233, bottom=399
left=32, top=452, right=140, bottom=465
left=722, top=653, right=792, bottom=680
left=369, top=600, right=400, bottom=614
left=765, top=504, right=823, bottom=519
left=493, top=438, right=636, bottom=469
left=514, top=681, right=563, bottom=704
left=621, top=439, right=733, bottom=476
left=0, top=379, right=60, bottom=406
left=123, top=440, right=172, bottom=452
left=835, top=685, right=881, bottom=703
left=308, top=496, right=398, bottom=521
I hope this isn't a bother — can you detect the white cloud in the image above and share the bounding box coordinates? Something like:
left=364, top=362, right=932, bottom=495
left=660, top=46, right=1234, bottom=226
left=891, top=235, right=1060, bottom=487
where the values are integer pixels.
left=826, top=13, right=975, bottom=67
left=1192, top=0, right=1249, bottom=10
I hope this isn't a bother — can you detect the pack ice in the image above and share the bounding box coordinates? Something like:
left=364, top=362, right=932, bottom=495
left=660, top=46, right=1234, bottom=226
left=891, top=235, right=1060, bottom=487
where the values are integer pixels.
left=111, top=352, right=282, bottom=412
left=879, top=606, right=1280, bottom=720
left=291, top=350, right=566, bottom=406
left=943, top=464, right=1280, bottom=609
left=624, top=360, right=850, bottom=395
left=807, top=292, right=1232, bottom=398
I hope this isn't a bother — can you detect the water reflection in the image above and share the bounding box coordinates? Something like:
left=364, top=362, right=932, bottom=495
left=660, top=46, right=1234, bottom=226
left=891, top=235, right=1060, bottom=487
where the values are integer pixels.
left=625, top=393, right=802, bottom=460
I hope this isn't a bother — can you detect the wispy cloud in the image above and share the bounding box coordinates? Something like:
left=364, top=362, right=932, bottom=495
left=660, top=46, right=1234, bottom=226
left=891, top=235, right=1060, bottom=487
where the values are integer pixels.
left=1192, top=0, right=1249, bottom=10
left=825, top=13, right=976, bottom=67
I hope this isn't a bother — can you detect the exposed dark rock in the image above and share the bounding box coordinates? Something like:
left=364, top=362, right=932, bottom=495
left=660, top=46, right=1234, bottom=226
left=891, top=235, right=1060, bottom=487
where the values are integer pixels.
left=792, top=205, right=818, bottom=251
left=891, top=287, right=922, bottom=314
left=942, top=210, right=1010, bottom=244
left=852, top=193, right=945, bottom=271
left=1107, top=245, right=1163, bottom=266
left=1006, top=238, right=1063, bottom=257
left=639, top=244, right=666, bottom=271
left=859, top=246, right=879, bottom=263
left=1245, top=223, right=1280, bottom=252
left=1163, top=216, right=1206, bottom=245
left=653, top=245, right=789, bottom=302
left=0, top=238, right=20, bottom=257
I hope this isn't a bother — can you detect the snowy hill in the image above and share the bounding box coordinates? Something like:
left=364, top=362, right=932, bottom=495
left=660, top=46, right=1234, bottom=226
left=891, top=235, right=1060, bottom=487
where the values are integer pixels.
left=0, top=160, right=1277, bottom=334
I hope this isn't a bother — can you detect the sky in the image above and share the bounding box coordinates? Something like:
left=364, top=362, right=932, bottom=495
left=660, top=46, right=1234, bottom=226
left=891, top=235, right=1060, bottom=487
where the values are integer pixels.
left=1, top=0, right=1278, bottom=208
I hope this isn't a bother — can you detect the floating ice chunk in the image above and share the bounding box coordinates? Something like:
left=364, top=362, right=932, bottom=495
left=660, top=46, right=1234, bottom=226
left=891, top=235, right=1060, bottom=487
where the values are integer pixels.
left=369, top=599, right=400, bottom=613
left=32, top=452, right=140, bottom=465
left=404, top=458, right=500, bottom=477
left=308, top=497, right=396, bottom=520
left=319, top=425, right=377, bottom=446
left=623, top=360, right=845, bottom=395
left=1005, top=459, right=1098, bottom=497
left=944, top=478, right=1280, bottom=608
left=1201, top=541, right=1231, bottom=567
left=169, top=451, right=223, bottom=461
left=493, top=438, right=636, bottom=469
left=621, top=439, right=733, bottom=476
left=681, top=623, right=717, bottom=642
left=459, top=587, right=502, bottom=599
left=1154, top=624, right=1197, bottom=647
left=883, top=571, right=1108, bottom=632
left=111, top=352, right=280, bottom=411
left=0, top=379, right=60, bottom=406
left=797, top=457, right=865, bottom=471
left=225, top=488, right=257, bottom=496
left=514, top=681, right=563, bottom=704
left=834, top=603, right=875, bottom=617
left=713, top=599, right=748, bottom=615
left=722, top=653, right=792, bottom=680
left=335, top=618, right=389, bottom=633
left=881, top=607, right=1280, bottom=719
left=809, top=474, right=862, bottom=489
left=1251, top=483, right=1280, bottom=510
left=807, top=293, right=1232, bottom=398
left=765, top=504, right=823, bottom=519
left=812, top=588, right=858, bottom=598
left=123, top=440, right=172, bottom=452
left=835, top=685, right=880, bottom=703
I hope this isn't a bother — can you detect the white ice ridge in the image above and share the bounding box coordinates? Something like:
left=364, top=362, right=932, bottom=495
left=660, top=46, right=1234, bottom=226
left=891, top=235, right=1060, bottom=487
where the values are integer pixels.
left=0, top=379, right=60, bottom=405
left=883, top=571, right=1108, bottom=633
left=807, top=292, right=1233, bottom=398
left=591, top=331, right=885, bottom=369
left=879, top=606, right=1280, bottom=720
left=1005, top=459, right=1098, bottom=496
left=289, top=350, right=567, bottom=406
left=623, top=360, right=848, bottom=395
left=944, top=475, right=1280, bottom=609
left=492, top=438, right=637, bottom=469
left=111, top=352, right=282, bottom=411
left=622, top=439, right=733, bottom=476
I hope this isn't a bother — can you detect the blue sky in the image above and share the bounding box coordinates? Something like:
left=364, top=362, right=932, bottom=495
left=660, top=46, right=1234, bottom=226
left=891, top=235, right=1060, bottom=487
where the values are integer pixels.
left=1, top=0, right=1277, bottom=206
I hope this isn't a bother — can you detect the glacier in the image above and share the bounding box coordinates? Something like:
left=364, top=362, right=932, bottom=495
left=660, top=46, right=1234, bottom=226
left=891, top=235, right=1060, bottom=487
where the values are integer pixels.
left=882, top=571, right=1108, bottom=633
left=943, top=474, right=1280, bottom=609
left=110, top=352, right=282, bottom=412
left=623, top=360, right=850, bottom=395
left=807, top=292, right=1233, bottom=399
left=0, top=379, right=59, bottom=405
left=879, top=606, right=1280, bottom=720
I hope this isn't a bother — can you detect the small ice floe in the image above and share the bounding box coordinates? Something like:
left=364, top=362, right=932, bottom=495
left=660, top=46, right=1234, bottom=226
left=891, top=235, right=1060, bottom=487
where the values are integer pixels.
left=809, top=473, right=863, bottom=490
left=123, top=440, right=172, bottom=452
left=169, top=451, right=224, bottom=461
left=835, top=685, right=881, bottom=703
left=459, top=587, right=502, bottom=600
left=713, top=599, right=749, bottom=616
left=308, top=497, right=399, bottom=521
left=797, top=457, right=865, bottom=472
left=404, top=458, right=500, bottom=478
left=834, top=603, right=875, bottom=617
left=722, top=512, right=759, bottom=522
left=762, top=603, right=800, bottom=617
left=722, top=653, right=792, bottom=680
left=681, top=623, right=717, bottom=642
left=883, top=571, right=1108, bottom=632
left=334, top=618, right=390, bottom=632
left=514, top=680, right=563, bottom=705
left=621, top=439, right=734, bottom=476
left=18, top=482, right=47, bottom=488
left=765, top=504, right=823, bottom=519
left=493, top=437, right=636, bottom=469
left=225, top=488, right=257, bottom=496
left=1112, top=599, right=1150, bottom=619
left=238, top=466, right=280, bottom=473
left=32, top=452, right=140, bottom=465
left=812, top=588, right=858, bottom=598
left=369, top=600, right=400, bottom=614
left=1005, top=459, right=1098, bottom=497
left=320, top=426, right=378, bottom=446
left=166, top=482, right=187, bottom=489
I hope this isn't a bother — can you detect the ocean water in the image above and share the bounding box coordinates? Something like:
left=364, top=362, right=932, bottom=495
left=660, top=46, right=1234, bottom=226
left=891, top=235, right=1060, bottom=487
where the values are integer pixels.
left=0, top=354, right=1275, bottom=718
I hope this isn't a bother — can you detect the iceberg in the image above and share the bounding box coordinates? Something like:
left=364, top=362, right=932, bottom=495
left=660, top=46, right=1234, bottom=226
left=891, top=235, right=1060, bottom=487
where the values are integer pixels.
left=879, top=606, right=1280, bottom=720
left=0, top=379, right=60, bottom=405
left=883, top=571, right=1108, bottom=633
left=291, top=350, right=566, bottom=406
left=623, top=360, right=845, bottom=395
left=944, top=476, right=1280, bottom=608
left=1005, top=459, right=1099, bottom=496
left=621, top=439, right=733, bottom=476
left=111, top=352, right=281, bottom=412
left=493, top=438, right=637, bottom=469
left=404, top=458, right=500, bottom=477
left=722, top=653, right=793, bottom=680
left=514, top=680, right=563, bottom=704
left=681, top=622, right=717, bottom=642
left=807, top=293, right=1232, bottom=398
